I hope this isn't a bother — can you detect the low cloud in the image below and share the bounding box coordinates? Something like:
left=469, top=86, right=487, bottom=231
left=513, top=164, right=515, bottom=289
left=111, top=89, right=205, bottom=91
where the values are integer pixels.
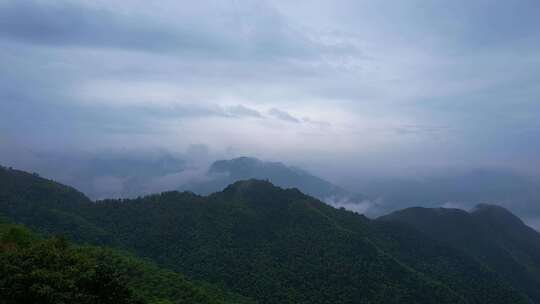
left=325, top=195, right=385, bottom=218
left=524, top=217, right=540, bottom=231
left=441, top=201, right=471, bottom=210
left=143, top=167, right=212, bottom=195
left=302, top=117, right=331, bottom=128
left=225, top=105, right=263, bottom=118
left=268, top=108, right=300, bottom=123
left=91, top=176, right=127, bottom=200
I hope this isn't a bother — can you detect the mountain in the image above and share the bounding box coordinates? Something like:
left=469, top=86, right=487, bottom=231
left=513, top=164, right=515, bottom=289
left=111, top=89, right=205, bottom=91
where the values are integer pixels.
left=182, top=156, right=365, bottom=204
left=355, top=168, right=540, bottom=222
left=0, top=165, right=114, bottom=244
left=0, top=219, right=254, bottom=304
left=1, top=149, right=188, bottom=200
left=379, top=204, right=540, bottom=303
left=0, top=165, right=532, bottom=303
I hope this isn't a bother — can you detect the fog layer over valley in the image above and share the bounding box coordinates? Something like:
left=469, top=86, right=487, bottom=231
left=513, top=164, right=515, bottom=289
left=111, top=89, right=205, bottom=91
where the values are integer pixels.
left=3, top=145, right=539, bottom=231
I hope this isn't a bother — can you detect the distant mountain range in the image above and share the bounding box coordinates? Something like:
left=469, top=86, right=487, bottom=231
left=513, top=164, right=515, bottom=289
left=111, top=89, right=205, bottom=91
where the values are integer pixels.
left=10, top=153, right=539, bottom=227
left=356, top=168, right=540, bottom=223
left=182, top=156, right=366, bottom=204
left=2, top=165, right=540, bottom=303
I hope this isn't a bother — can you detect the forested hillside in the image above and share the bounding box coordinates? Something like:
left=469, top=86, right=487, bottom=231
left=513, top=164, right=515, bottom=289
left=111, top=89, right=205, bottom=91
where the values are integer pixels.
left=380, top=205, right=540, bottom=303
left=0, top=166, right=534, bottom=303
left=0, top=219, right=254, bottom=304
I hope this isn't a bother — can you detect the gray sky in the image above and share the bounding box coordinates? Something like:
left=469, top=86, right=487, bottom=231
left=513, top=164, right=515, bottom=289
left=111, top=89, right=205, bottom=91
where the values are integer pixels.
left=1, top=1, right=540, bottom=196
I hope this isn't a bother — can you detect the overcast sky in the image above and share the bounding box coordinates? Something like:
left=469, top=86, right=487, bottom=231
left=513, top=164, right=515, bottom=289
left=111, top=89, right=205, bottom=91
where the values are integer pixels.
left=1, top=0, right=539, bottom=181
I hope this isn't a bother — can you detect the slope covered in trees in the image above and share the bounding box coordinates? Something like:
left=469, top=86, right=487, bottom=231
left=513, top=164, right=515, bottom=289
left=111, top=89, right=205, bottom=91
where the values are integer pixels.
left=379, top=205, right=540, bottom=303
left=0, top=166, right=534, bottom=303
left=0, top=219, right=254, bottom=304
left=0, top=224, right=141, bottom=304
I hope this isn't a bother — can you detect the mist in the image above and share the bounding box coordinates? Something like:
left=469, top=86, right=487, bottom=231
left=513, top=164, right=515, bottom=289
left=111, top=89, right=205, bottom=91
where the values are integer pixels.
left=1, top=1, right=540, bottom=228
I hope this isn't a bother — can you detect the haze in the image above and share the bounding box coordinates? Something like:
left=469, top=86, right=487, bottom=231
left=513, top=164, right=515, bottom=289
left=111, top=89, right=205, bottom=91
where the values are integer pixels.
left=1, top=1, right=539, bottom=227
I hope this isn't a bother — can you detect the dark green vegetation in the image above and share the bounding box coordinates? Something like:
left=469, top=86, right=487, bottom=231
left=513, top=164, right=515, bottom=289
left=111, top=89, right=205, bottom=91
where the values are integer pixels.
left=182, top=156, right=365, bottom=203
left=380, top=205, right=540, bottom=303
left=1, top=165, right=538, bottom=303
left=0, top=221, right=142, bottom=304
left=0, top=220, right=254, bottom=304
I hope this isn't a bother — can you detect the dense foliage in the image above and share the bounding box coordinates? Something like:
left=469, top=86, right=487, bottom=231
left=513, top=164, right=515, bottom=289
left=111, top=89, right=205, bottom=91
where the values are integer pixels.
left=0, top=166, right=113, bottom=244
left=0, top=220, right=254, bottom=304
left=0, top=166, right=536, bottom=303
left=0, top=222, right=142, bottom=304
left=380, top=205, right=540, bottom=303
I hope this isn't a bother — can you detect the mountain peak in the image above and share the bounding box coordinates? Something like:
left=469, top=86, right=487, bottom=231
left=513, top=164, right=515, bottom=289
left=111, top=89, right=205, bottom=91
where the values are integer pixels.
left=208, top=156, right=263, bottom=175
left=221, top=179, right=304, bottom=199
left=471, top=203, right=525, bottom=226
left=472, top=203, right=511, bottom=212
left=194, top=157, right=366, bottom=207
left=223, top=178, right=275, bottom=192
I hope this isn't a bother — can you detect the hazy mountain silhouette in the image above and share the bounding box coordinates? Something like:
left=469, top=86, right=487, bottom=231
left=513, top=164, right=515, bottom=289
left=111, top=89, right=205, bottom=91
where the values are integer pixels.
left=357, top=168, right=540, bottom=222
left=182, top=156, right=366, bottom=205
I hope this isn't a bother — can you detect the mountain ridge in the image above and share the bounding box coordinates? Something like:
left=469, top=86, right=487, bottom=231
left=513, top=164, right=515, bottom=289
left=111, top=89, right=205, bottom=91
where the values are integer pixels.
left=0, top=165, right=535, bottom=304
left=182, top=156, right=366, bottom=206
left=379, top=204, right=540, bottom=303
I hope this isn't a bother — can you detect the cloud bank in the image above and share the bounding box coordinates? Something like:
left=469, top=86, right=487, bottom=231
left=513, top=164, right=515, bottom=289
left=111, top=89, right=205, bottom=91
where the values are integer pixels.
left=1, top=0, right=540, bottom=225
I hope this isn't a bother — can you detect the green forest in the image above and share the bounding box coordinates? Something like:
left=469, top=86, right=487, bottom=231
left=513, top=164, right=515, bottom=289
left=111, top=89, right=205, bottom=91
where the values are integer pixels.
left=0, top=220, right=254, bottom=304
left=1, top=166, right=539, bottom=303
